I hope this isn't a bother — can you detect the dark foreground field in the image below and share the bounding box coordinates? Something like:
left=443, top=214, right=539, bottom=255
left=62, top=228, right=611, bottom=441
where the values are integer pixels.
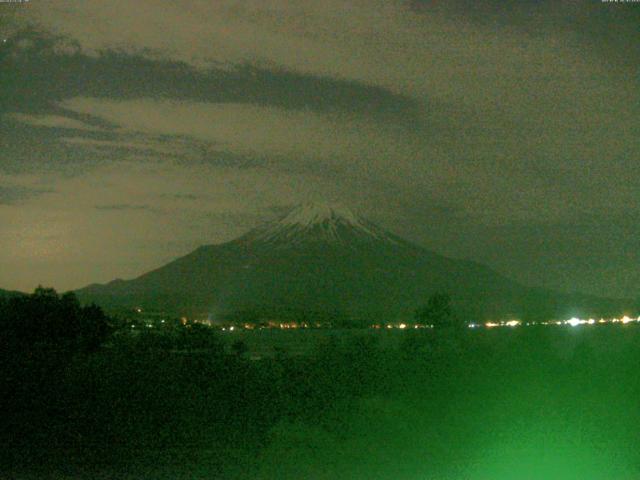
left=3, top=326, right=640, bottom=480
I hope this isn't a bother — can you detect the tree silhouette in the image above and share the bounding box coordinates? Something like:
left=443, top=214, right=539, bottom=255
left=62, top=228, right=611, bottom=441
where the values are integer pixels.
left=414, top=293, right=459, bottom=329
left=0, top=286, right=112, bottom=352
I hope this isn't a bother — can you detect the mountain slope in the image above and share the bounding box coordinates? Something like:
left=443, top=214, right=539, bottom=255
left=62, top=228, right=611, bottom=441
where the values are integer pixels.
left=77, top=203, right=634, bottom=323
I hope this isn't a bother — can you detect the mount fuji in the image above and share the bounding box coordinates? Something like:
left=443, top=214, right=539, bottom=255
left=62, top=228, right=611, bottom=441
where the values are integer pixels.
left=76, top=203, right=630, bottom=323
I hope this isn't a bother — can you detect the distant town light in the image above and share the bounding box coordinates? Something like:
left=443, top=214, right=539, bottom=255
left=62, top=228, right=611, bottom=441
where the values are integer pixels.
left=505, top=320, right=521, bottom=327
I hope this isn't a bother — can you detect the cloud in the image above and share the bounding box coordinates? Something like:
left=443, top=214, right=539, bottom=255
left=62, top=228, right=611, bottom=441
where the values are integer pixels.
left=60, top=136, right=189, bottom=156
left=0, top=174, right=53, bottom=205
left=94, top=204, right=154, bottom=211
left=58, top=97, right=421, bottom=173
left=11, top=3, right=638, bottom=224
left=56, top=93, right=639, bottom=229
left=16, top=1, right=636, bottom=106
left=0, top=185, right=45, bottom=205
left=3, top=28, right=418, bottom=121
left=161, top=193, right=202, bottom=201
left=5, top=113, right=102, bottom=131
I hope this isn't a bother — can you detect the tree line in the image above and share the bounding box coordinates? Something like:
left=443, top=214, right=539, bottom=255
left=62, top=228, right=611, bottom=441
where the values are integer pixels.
left=0, top=286, right=112, bottom=353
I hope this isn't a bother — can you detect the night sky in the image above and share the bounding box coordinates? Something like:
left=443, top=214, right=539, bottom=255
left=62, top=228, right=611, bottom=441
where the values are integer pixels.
left=0, top=1, right=638, bottom=298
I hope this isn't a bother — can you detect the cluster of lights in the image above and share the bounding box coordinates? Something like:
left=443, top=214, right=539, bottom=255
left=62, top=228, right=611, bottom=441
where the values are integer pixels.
left=561, top=315, right=639, bottom=326
left=219, top=322, right=317, bottom=331
left=478, top=316, right=640, bottom=329
left=480, top=320, right=521, bottom=328
left=131, top=314, right=640, bottom=331
left=379, top=323, right=433, bottom=330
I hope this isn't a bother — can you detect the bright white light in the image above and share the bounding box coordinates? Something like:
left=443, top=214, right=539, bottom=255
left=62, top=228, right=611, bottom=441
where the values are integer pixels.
left=485, top=322, right=499, bottom=328
left=567, top=318, right=581, bottom=327
left=229, top=326, right=235, bottom=331
left=399, top=323, right=407, bottom=329
left=505, top=320, right=520, bottom=327
left=587, top=319, right=595, bottom=325
left=621, top=316, right=633, bottom=324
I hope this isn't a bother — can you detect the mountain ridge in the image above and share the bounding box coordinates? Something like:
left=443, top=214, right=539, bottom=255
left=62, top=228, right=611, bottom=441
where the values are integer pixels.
left=76, top=203, right=635, bottom=323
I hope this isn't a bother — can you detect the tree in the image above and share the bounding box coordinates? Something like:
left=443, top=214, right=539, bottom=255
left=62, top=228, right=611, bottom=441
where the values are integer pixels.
left=79, top=302, right=111, bottom=351
left=414, top=293, right=459, bottom=329
left=176, top=323, right=223, bottom=353
left=0, top=287, right=111, bottom=351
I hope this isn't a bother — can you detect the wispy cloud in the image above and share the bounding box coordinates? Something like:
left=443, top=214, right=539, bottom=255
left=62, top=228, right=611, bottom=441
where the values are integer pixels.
left=60, top=136, right=187, bottom=156
left=94, top=203, right=154, bottom=211
left=6, top=113, right=103, bottom=131
left=0, top=175, right=53, bottom=205
left=0, top=185, right=47, bottom=205
left=58, top=97, right=421, bottom=173
left=162, top=193, right=203, bottom=201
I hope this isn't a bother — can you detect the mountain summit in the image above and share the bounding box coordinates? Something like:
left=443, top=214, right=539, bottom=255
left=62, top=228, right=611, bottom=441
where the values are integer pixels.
left=77, top=203, right=629, bottom=323
left=238, top=202, right=398, bottom=246
left=276, top=203, right=361, bottom=227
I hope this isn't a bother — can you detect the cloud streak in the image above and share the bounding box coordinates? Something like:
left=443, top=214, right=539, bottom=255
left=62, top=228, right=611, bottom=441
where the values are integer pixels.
left=6, top=113, right=102, bottom=131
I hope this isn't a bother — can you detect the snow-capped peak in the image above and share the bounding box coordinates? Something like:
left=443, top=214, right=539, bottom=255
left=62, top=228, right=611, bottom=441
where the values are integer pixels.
left=240, top=202, right=399, bottom=246
left=276, top=203, right=361, bottom=229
